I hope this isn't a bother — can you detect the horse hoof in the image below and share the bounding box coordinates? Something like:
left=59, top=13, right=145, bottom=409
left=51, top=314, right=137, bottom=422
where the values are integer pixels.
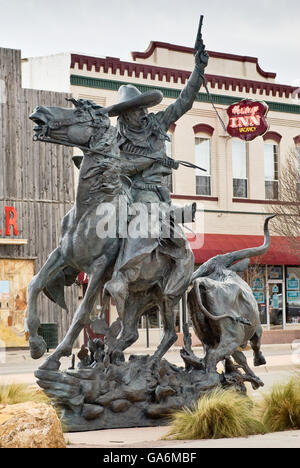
left=254, top=353, right=267, bottom=367
left=39, top=356, right=61, bottom=371
left=251, top=377, right=264, bottom=390
left=29, top=336, right=47, bottom=359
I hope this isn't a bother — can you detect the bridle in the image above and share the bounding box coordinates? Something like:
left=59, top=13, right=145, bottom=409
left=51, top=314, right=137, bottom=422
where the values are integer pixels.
left=33, top=98, right=118, bottom=157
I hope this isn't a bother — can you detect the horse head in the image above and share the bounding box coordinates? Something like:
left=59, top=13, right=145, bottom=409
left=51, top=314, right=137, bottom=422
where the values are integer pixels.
left=29, top=98, right=117, bottom=157
left=30, top=98, right=128, bottom=202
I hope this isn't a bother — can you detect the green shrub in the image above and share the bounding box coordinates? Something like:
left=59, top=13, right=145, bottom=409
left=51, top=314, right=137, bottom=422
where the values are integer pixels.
left=165, top=388, right=264, bottom=440
left=259, top=376, right=300, bottom=432
left=0, top=383, right=49, bottom=405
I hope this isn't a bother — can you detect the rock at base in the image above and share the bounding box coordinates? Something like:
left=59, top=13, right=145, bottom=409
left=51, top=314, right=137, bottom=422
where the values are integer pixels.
left=35, top=351, right=263, bottom=432
left=0, top=402, right=66, bottom=448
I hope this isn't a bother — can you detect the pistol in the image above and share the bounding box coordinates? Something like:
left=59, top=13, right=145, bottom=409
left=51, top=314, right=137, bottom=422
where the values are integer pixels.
left=194, top=15, right=204, bottom=55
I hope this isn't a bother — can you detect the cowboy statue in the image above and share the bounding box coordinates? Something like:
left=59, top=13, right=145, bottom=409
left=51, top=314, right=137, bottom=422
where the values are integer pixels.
left=100, top=38, right=209, bottom=314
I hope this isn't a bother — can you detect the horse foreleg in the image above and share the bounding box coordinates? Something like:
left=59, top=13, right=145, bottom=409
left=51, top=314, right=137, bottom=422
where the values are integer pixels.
left=39, top=258, right=107, bottom=370
left=152, top=298, right=177, bottom=362
left=26, top=247, right=66, bottom=359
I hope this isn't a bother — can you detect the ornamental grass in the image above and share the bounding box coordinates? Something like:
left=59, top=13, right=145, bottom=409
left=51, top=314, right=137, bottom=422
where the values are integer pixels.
left=164, top=388, right=264, bottom=440
left=0, top=383, right=49, bottom=406
left=259, top=376, right=300, bottom=433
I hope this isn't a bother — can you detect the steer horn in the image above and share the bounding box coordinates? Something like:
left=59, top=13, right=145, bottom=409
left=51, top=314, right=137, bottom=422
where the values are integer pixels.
left=221, top=214, right=276, bottom=268
left=192, top=215, right=276, bottom=281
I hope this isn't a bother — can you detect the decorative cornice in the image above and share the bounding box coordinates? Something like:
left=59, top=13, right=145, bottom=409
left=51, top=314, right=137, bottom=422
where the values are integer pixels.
left=193, top=123, right=214, bottom=136
left=70, top=74, right=300, bottom=116
left=70, top=54, right=299, bottom=99
left=131, top=42, right=193, bottom=61
left=263, top=131, right=282, bottom=144
left=131, top=41, right=277, bottom=80
left=294, top=135, right=300, bottom=145
left=71, top=54, right=189, bottom=84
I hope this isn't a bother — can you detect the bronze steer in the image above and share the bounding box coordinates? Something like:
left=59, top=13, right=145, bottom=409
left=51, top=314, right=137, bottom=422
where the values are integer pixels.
left=188, top=216, right=275, bottom=384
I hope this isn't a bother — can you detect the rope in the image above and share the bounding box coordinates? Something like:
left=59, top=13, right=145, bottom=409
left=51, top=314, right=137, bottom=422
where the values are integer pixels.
left=202, top=75, right=229, bottom=134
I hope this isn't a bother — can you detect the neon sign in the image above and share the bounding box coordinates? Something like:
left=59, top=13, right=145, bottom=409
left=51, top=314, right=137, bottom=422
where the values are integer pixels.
left=227, top=99, right=269, bottom=141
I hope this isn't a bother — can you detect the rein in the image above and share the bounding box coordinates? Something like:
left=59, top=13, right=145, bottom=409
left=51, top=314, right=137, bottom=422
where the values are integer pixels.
left=34, top=134, right=121, bottom=160
left=35, top=134, right=206, bottom=172
left=35, top=108, right=207, bottom=171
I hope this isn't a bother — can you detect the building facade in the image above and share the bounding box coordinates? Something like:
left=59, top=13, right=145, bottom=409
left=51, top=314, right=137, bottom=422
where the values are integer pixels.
left=22, top=42, right=300, bottom=345
left=0, top=47, right=78, bottom=348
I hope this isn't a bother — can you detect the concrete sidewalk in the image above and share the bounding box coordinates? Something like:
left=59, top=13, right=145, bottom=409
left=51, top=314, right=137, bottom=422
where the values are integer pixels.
left=0, top=343, right=299, bottom=386
left=65, top=426, right=300, bottom=449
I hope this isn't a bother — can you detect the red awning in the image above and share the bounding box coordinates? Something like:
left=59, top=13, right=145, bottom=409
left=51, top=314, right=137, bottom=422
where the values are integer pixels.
left=189, top=234, right=300, bottom=265
left=78, top=235, right=299, bottom=284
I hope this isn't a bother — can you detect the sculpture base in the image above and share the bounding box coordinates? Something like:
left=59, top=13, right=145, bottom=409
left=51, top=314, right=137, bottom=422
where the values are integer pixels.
left=35, top=352, right=262, bottom=432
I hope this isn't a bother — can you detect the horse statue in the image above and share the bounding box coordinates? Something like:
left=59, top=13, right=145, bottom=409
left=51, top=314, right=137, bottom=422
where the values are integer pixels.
left=27, top=98, right=194, bottom=371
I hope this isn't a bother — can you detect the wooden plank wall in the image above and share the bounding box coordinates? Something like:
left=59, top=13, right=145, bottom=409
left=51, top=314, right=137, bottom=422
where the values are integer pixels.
left=0, top=47, right=78, bottom=342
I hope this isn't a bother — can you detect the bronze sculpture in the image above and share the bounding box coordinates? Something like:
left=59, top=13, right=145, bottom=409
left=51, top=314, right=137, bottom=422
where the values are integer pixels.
left=27, top=18, right=209, bottom=370
left=26, top=17, right=272, bottom=431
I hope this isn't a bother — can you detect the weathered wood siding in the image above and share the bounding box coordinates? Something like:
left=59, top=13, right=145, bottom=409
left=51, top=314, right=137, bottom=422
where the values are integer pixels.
left=0, top=47, right=78, bottom=341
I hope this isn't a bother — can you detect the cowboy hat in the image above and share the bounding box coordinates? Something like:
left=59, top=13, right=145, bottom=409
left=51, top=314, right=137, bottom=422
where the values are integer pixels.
left=103, top=84, right=163, bottom=117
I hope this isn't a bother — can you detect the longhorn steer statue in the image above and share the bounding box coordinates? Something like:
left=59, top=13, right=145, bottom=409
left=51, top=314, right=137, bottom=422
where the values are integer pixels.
left=187, top=215, right=275, bottom=387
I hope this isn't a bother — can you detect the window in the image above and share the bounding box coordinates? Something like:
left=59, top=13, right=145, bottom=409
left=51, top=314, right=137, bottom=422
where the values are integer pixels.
left=232, top=140, right=248, bottom=198
left=286, top=266, right=300, bottom=324
left=165, top=133, right=173, bottom=193
left=296, top=146, right=300, bottom=200
left=195, top=137, right=211, bottom=196
left=264, top=143, right=279, bottom=200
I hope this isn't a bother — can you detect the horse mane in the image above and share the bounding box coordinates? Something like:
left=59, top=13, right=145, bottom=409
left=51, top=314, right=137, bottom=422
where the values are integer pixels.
left=79, top=117, right=132, bottom=204
left=81, top=155, right=122, bottom=203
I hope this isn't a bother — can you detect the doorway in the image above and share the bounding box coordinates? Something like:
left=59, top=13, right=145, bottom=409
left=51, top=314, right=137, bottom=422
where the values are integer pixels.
left=266, top=266, right=286, bottom=330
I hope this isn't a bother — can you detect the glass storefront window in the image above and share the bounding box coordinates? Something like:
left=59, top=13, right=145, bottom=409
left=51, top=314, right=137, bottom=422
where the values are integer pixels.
left=139, top=307, right=160, bottom=329
left=267, top=266, right=285, bottom=329
left=268, top=265, right=283, bottom=280
left=268, top=282, right=284, bottom=327
left=286, top=266, right=300, bottom=324
left=138, top=301, right=184, bottom=331
left=247, top=265, right=267, bottom=325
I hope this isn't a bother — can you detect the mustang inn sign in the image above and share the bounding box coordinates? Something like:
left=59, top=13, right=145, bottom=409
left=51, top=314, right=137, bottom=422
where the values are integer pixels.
left=227, top=99, right=269, bottom=141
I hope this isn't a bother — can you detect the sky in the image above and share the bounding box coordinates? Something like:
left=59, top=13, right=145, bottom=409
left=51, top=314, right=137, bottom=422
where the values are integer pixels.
left=0, top=0, right=299, bottom=86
